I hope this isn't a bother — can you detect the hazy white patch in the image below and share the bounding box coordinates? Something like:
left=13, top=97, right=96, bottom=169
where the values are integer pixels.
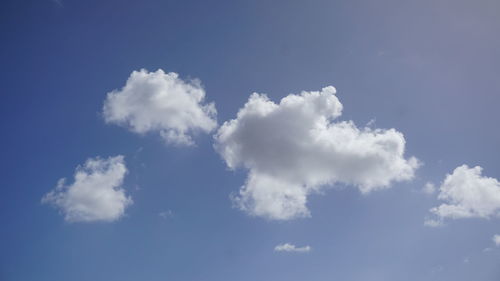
left=463, top=257, right=470, bottom=264
left=494, top=234, right=500, bottom=246
left=430, top=265, right=444, bottom=275
left=483, top=247, right=492, bottom=253
left=159, top=210, right=174, bottom=219
left=422, top=182, right=436, bottom=195
left=424, top=218, right=443, bottom=227
left=103, top=69, right=217, bottom=146
left=215, top=86, right=419, bottom=220
left=42, top=156, right=132, bottom=222
left=366, top=118, right=376, bottom=127
left=274, top=243, right=311, bottom=253
left=51, top=0, right=63, bottom=6
left=428, top=165, right=500, bottom=223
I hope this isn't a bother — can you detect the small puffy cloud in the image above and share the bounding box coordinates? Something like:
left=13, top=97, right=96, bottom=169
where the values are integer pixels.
left=215, top=86, right=419, bottom=220
left=494, top=235, right=500, bottom=246
left=103, top=69, right=217, bottom=146
left=422, top=182, right=436, bottom=195
left=428, top=165, right=500, bottom=222
left=42, top=155, right=132, bottom=222
left=274, top=243, right=311, bottom=253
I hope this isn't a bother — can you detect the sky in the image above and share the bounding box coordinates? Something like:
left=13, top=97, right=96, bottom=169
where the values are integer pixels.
left=1, top=0, right=500, bottom=280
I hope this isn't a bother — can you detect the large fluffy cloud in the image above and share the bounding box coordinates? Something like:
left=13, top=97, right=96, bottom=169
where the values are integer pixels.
left=42, top=155, right=132, bottom=222
left=215, top=86, right=419, bottom=220
left=103, top=69, right=217, bottom=146
left=427, top=165, right=500, bottom=224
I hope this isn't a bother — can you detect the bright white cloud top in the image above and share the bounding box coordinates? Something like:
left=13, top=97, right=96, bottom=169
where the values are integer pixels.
left=274, top=243, right=311, bottom=253
left=427, top=165, right=500, bottom=224
left=42, top=155, right=132, bottom=222
left=103, top=69, right=217, bottom=146
left=215, top=86, right=419, bottom=220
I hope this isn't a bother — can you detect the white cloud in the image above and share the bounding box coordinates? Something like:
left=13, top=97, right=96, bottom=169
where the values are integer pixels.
left=215, top=86, right=419, bottom=220
left=428, top=165, right=500, bottom=222
left=103, top=69, right=217, bottom=146
left=494, top=235, right=500, bottom=246
left=42, top=155, right=132, bottom=222
left=422, top=182, right=436, bottom=195
left=274, top=243, right=311, bottom=253
left=423, top=218, right=443, bottom=227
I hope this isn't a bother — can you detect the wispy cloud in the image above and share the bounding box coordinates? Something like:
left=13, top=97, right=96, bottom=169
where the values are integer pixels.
left=51, top=0, right=63, bottom=7
left=422, top=182, right=436, bottom=195
left=493, top=234, right=500, bottom=246
left=424, top=218, right=443, bottom=227
left=159, top=210, right=174, bottom=219
left=274, top=243, right=311, bottom=253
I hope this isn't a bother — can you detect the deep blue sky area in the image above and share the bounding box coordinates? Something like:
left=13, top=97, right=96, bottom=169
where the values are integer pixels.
left=1, top=0, right=500, bottom=280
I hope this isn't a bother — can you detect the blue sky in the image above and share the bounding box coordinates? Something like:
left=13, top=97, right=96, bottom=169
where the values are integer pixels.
left=1, top=0, right=500, bottom=280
